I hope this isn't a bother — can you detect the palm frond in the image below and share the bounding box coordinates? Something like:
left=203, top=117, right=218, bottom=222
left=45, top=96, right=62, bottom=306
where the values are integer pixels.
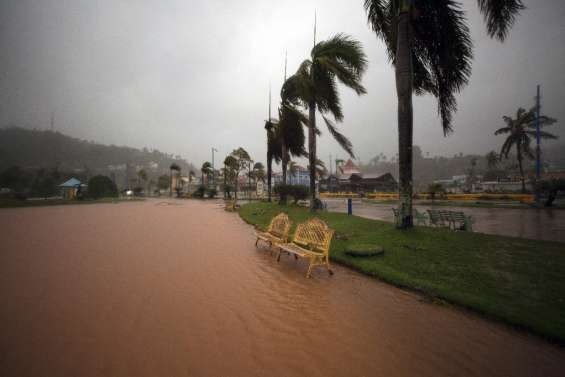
left=477, top=0, right=525, bottom=41
left=494, top=126, right=511, bottom=135
left=322, top=115, right=355, bottom=158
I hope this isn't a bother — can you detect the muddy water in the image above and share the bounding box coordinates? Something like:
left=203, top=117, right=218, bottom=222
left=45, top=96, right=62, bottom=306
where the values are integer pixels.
left=325, top=199, right=565, bottom=243
left=1, top=200, right=564, bottom=377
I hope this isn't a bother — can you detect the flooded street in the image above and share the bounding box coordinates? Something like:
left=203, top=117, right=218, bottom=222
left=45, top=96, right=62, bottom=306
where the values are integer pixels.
left=1, top=199, right=564, bottom=376
left=325, top=199, right=565, bottom=243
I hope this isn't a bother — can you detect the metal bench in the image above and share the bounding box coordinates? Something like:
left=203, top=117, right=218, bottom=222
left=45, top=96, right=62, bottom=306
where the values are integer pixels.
left=277, top=218, right=334, bottom=278
left=255, top=213, right=292, bottom=248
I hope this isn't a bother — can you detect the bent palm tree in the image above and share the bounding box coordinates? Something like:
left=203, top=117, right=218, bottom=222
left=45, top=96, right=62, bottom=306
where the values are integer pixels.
left=495, top=107, right=557, bottom=192
left=364, top=0, right=524, bottom=227
left=285, top=34, right=367, bottom=210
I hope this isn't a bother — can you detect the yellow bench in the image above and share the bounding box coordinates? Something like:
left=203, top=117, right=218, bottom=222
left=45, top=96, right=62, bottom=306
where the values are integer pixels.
left=224, top=199, right=239, bottom=212
left=255, top=213, right=292, bottom=248
left=278, top=218, right=334, bottom=278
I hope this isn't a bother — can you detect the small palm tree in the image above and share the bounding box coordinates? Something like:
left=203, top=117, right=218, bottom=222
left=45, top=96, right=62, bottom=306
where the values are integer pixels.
left=285, top=34, right=367, bottom=210
left=364, top=0, right=524, bottom=227
left=495, top=107, right=557, bottom=192
left=201, top=161, right=213, bottom=186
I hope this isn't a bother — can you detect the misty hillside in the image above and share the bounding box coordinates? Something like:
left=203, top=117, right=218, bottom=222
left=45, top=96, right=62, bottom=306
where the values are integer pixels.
left=0, top=127, right=196, bottom=175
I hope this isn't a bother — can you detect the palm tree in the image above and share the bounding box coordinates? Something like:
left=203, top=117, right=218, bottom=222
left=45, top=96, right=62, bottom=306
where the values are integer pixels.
left=169, top=163, right=180, bottom=197
left=307, top=159, right=328, bottom=180
left=495, top=107, right=557, bottom=192
left=201, top=161, right=213, bottom=186
left=364, top=0, right=524, bottom=227
left=486, top=151, right=499, bottom=170
left=253, top=162, right=266, bottom=184
left=285, top=34, right=367, bottom=210
left=265, top=120, right=282, bottom=202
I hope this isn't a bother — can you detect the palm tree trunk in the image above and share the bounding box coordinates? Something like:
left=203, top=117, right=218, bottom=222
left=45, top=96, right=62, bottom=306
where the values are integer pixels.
left=396, top=8, right=414, bottom=228
left=282, top=144, right=288, bottom=185
left=267, top=154, right=272, bottom=202
left=169, top=170, right=172, bottom=197
left=308, top=102, right=317, bottom=211
left=517, top=146, right=526, bottom=193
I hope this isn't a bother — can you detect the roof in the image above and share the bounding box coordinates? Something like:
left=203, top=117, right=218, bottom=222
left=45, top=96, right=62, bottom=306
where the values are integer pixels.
left=59, top=178, right=82, bottom=187
left=339, top=159, right=361, bottom=175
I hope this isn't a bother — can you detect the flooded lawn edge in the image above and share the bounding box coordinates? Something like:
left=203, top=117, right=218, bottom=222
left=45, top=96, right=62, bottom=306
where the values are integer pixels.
left=238, top=201, right=565, bottom=347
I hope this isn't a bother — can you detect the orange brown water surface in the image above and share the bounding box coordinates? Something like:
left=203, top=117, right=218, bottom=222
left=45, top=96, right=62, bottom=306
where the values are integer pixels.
left=1, top=199, right=564, bottom=377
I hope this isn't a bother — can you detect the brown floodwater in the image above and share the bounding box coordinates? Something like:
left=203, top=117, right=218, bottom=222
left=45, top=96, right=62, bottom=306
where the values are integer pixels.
left=325, top=198, right=565, bottom=243
left=1, top=199, right=564, bottom=377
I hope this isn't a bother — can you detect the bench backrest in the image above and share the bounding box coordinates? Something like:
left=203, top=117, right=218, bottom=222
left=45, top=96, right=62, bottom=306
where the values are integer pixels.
left=427, top=209, right=441, bottom=223
left=267, top=213, right=292, bottom=240
left=292, top=218, right=334, bottom=255
left=450, top=211, right=466, bottom=222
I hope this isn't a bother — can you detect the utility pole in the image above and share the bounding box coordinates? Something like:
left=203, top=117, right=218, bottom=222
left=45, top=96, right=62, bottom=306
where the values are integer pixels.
left=535, top=85, right=541, bottom=179
left=329, top=154, right=332, bottom=176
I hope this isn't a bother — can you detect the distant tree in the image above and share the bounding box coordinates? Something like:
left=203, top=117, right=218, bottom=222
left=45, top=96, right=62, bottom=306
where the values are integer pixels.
left=0, top=166, right=32, bottom=193
left=201, top=162, right=213, bottom=186
left=169, top=163, right=181, bottom=197
left=223, top=155, right=239, bottom=199
left=427, top=183, right=445, bottom=202
left=88, top=175, right=118, bottom=199
left=486, top=151, right=499, bottom=170
left=252, top=162, right=265, bottom=184
left=495, top=107, right=557, bottom=192
left=157, top=174, right=169, bottom=194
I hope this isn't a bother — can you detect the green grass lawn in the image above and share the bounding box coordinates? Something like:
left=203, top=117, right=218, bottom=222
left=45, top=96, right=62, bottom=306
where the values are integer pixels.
left=240, top=202, right=565, bottom=344
left=0, top=197, right=143, bottom=208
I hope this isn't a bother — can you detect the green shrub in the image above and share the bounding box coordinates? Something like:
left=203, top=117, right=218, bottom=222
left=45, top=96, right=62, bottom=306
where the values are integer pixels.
left=192, top=185, right=206, bottom=198
left=87, top=175, right=118, bottom=199
left=207, top=187, right=217, bottom=198
left=290, top=185, right=309, bottom=204
left=274, top=184, right=292, bottom=204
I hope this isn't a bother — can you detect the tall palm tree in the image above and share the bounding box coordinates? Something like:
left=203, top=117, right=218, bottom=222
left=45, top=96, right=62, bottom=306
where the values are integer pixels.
left=285, top=34, right=368, bottom=210
left=278, top=84, right=307, bottom=184
left=201, top=161, right=213, bottom=186
left=495, top=107, right=557, bottom=192
left=364, top=0, right=524, bottom=228
left=265, top=120, right=282, bottom=202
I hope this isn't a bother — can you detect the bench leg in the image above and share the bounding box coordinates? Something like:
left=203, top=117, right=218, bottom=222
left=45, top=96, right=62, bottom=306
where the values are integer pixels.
left=326, top=256, right=333, bottom=276
left=306, top=258, right=314, bottom=279
left=276, top=248, right=282, bottom=262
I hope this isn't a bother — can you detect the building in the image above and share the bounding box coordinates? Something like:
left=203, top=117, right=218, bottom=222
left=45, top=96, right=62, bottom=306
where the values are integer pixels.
left=59, top=178, right=86, bottom=199
left=320, top=159, right=397, bottom=193
left=272, top=165, right=311, bottom=186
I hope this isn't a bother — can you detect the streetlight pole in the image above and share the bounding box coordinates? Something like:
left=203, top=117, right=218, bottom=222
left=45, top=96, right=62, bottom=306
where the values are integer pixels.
left=212, top=147, right=218, bottom=187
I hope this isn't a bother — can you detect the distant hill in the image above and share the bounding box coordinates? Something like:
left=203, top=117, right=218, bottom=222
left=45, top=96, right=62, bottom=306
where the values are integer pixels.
left=0, top=127, right=197, bottom=188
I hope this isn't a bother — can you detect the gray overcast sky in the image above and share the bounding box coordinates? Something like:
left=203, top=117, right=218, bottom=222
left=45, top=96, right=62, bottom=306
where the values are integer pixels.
left=1, top=0, right=564, bottom=167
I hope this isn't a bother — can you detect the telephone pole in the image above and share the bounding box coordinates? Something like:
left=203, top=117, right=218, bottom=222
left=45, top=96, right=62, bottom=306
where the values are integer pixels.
left=535, top=85, right=541, bottom=179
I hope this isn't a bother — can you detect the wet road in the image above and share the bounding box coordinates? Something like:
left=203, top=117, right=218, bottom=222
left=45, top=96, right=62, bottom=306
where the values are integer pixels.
left=1, top=200, right=565, bottom=376
left=325, top=199, right=565, bottom=243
